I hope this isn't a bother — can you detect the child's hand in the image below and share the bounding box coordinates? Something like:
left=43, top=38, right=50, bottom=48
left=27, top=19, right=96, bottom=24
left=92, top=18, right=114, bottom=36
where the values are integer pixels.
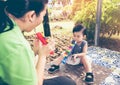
left=73, top=54, right=78, bottom=62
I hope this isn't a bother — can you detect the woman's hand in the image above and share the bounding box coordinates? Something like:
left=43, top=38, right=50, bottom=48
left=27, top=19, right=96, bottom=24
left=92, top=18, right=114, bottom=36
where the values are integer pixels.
left=38, top=44, right=51, bottom=57
left=47, top=37, right=55, bottom=52
left=33, top=37, right=55, bottom=57
left=33, top=38, right=40, bottom=55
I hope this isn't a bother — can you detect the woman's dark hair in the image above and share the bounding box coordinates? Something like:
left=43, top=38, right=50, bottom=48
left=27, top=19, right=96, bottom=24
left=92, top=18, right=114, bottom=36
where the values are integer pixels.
left=0, top=0, right=48, bottom=33
left=72, top=24, right=87, bottom=36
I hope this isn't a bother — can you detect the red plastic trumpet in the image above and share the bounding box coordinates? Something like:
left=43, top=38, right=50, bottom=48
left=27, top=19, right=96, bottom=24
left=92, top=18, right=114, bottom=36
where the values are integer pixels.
left=36, top=32, right=54, bottom=55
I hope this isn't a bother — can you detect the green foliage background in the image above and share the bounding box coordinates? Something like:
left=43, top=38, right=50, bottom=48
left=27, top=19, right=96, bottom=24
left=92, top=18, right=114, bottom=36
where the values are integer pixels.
left=73, top=0, right=120, bottom=42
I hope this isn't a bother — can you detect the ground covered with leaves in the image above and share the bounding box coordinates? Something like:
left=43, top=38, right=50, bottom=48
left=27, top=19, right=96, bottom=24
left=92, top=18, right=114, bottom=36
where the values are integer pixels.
left=24, top=26, right=120, bottom=85
left=25, top=26, right=120, bottom=62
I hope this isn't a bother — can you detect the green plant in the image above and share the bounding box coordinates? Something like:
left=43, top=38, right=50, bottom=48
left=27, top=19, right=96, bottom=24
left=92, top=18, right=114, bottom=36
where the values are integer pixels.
left=73, top=0, right=120, bottom=43
left=101, top=0, right=120, bottom=38
left=73, top=1, right=96, bottom=42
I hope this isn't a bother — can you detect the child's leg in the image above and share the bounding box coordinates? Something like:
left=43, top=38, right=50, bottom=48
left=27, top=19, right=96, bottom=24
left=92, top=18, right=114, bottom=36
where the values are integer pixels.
left=79, top=55, right=94, bottom=84
left=52, top=55, right=64, bottom=65
left=80, top=55, right=92, bottom=72
left=48, top=55, right=65, bottom=74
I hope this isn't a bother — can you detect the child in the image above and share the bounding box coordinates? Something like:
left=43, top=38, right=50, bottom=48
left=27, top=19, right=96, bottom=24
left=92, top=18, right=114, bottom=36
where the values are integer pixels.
left=48, top=24, right=94, bottom=84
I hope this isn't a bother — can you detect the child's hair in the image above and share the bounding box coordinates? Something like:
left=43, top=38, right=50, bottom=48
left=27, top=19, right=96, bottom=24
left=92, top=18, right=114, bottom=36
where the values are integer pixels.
left=72, top=24, right=87, bottom=36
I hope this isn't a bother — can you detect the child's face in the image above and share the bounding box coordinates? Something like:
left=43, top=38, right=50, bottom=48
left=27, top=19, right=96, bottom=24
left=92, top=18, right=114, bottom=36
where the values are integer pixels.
left=73, top=31, right=84, bottom=43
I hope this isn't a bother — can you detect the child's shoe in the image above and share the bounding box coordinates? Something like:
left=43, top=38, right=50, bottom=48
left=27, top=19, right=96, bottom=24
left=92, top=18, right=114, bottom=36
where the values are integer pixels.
left=48, top=64, right=60, bottom=74
left=84, top=72, right=94, bottom=84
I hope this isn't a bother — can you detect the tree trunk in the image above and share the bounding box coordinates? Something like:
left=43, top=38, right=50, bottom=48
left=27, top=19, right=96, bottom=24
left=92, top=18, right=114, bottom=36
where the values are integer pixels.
left=95, top=0, right=102, bottom=46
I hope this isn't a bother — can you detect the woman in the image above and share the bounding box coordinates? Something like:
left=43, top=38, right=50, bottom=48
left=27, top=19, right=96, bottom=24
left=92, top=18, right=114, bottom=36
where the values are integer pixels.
left=0, top=0, right=76, bottom=85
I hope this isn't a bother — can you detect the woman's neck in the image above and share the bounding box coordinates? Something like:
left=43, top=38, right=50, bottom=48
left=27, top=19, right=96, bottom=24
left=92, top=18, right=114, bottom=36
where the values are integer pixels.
left=8, top=13, right=26, bottom=31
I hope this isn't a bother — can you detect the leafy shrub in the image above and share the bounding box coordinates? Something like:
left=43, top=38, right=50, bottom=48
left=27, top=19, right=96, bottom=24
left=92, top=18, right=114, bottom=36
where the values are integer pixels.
left=73, top=0, right=120, bottom=43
